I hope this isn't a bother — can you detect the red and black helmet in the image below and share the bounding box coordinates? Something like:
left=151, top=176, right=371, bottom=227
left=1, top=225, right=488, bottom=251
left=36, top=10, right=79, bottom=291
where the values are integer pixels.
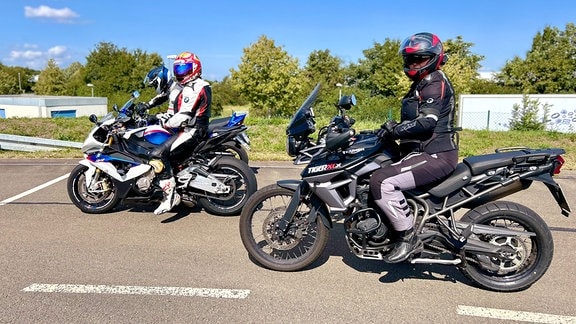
left=399, top=32, right=446, bottom=81
left=173, top=51, right=202, bottom=85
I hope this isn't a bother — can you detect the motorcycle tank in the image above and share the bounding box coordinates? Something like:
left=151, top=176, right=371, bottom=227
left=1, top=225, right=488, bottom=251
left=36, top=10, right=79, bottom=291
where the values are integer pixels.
left=143, top=125, right=172, bottom=145
left=301, top=134, right=392, bottom=177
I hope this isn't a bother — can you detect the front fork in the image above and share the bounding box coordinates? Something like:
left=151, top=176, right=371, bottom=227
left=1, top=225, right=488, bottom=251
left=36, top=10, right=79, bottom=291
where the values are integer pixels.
left=276, top=180, right=331, bottom=235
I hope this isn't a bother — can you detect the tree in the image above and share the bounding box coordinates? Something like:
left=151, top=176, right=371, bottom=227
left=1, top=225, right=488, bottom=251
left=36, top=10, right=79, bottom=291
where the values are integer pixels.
left=84, top=42, right=163, bottom=101
left=62, top=62, right=86, bottom=96
left=0, top=64, right=37, bottom=94
left=33, top=59, right=66, bottom=95
left=230, top=35, right=302, bottom=117
left=498, top=23, right=576, bottom=93
left=509, top=94, right=550, bottom=131
left=348, top=38, right=403, bottom=97
left=302, top=49, right=343, bottom=99
left=210, top=76, right=246, bottom=116
left=0, top=66, right=19, bottom=94
left=442, top=36, right=484, bottom=95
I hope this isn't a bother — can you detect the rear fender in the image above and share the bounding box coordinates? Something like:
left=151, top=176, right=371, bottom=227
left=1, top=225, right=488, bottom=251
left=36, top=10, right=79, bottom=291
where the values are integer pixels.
left=528, top=172, right=571, bottom=216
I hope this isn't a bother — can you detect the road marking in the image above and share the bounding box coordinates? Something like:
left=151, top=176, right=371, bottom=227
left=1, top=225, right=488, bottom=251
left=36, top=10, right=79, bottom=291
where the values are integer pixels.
left=0, top=173, right=69, bottom=206
left=457, top=305, right=576, bottom=323
left=22, top=283, right=250, bottom=299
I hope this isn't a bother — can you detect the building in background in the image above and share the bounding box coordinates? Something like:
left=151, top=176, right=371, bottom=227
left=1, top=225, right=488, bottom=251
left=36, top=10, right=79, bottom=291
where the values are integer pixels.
left=0, top=95, right=107, bottom=118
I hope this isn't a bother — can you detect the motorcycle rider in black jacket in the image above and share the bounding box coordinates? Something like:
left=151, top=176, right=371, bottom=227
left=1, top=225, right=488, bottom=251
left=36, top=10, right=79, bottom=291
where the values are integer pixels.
left=369, top=32, right=458, bottom=263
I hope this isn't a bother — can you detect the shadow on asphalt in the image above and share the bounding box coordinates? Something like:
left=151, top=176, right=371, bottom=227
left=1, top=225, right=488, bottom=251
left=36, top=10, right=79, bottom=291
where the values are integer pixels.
left=246, top=222, right=475, bottom=289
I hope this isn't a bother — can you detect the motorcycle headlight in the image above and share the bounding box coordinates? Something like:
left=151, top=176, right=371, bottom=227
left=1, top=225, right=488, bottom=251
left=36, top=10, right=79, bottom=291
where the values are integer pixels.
left=286, top=136, right=300, bottom=157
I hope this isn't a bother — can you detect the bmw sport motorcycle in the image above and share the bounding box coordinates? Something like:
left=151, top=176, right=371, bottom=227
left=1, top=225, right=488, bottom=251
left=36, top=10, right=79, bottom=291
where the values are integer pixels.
left=129, top=92, right=251, bottom=163
left=239, top=83, right=571, bottom=292
left=67, top=92, right=257, bottom=216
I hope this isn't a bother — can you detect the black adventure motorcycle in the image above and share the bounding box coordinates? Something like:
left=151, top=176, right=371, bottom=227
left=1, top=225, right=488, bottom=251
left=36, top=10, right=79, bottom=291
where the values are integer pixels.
left=67, top=91, right=257, bottom=216
left=239, top=83, right=571, bottom=291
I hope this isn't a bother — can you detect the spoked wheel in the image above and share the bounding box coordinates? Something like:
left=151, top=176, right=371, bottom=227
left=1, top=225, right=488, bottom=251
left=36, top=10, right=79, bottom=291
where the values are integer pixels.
left=197, top=156, right=257, bottom=216
left=239, top=184, right=330, bottom=271
left=459, top=201, right=554, bottom=292
left=67, top=164, right=120, bottom=214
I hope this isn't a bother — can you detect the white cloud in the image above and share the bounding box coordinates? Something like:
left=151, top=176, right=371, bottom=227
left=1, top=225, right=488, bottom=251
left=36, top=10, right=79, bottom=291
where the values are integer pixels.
left=5, top=45, right=71, bottom=70
left=48, top=46, right=67, bottom=56
left=478, top=71, right=497, bottom=81
left=24, top=5, right=79, bottom=22
left=10, top=50, right=43, bottom=60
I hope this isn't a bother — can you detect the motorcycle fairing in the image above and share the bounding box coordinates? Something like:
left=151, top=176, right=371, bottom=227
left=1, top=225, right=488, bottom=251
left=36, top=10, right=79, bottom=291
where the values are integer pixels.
left=276, top=179, right=332, bottom=229
left=300, top=151, right=391, bottom=212
left=79, top=159, right=151, bottom=198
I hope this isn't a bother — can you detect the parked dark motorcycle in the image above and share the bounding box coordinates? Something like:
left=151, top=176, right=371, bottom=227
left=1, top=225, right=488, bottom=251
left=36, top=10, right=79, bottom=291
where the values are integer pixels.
left=67, top=92, right=257, bottom=216
left=239, top=83, right=571, bottom=291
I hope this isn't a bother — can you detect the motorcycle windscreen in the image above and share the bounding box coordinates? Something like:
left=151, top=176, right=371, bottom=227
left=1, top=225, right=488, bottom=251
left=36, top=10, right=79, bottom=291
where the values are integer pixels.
left=286, top=83, right=320, bottom=137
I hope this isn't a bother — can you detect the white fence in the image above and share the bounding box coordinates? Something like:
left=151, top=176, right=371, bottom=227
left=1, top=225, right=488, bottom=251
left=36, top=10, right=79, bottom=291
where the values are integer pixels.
left=458, top=94, right=576, bottom=132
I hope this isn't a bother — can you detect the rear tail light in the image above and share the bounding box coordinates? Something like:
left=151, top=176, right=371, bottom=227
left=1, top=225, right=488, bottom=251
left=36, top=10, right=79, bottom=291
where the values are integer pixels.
left=553, top=155, right=565, bottom=175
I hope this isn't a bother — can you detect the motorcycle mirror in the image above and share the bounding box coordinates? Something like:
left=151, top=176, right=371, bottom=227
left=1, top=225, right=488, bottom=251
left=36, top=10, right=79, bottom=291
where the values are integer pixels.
left=88, top=114, right=98, bottom=124
left=338, top=95, right=356, bottom=110
left=131, top=90, right=140, bottom=99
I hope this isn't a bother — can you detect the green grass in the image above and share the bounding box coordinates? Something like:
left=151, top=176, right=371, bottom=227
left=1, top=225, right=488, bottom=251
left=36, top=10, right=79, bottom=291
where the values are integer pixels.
left=1, top=108, right=575, bottom=170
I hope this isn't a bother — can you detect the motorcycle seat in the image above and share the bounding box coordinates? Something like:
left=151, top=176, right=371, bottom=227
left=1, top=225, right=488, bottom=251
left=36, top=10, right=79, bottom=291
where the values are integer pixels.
left=208, top=117, right=230, bottom=133
left=427, top=163, right=472, bottom=197
left=463, top=150, right=528, bottom=176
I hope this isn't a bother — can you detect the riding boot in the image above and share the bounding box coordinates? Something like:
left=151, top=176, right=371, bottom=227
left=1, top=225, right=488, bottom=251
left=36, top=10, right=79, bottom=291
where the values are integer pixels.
left=383, top=227, right=421, bottom=263
left=154, top=177, right=181, bottom=215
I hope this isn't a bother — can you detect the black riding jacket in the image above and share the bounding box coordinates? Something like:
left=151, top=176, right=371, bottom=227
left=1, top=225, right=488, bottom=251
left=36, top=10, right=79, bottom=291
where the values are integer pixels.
left=393, top=70, right=458, bottom=155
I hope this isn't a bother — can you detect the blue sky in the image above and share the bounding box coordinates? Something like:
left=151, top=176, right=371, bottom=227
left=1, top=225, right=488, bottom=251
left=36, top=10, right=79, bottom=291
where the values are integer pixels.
left=1, top=1, right=574, bottom=81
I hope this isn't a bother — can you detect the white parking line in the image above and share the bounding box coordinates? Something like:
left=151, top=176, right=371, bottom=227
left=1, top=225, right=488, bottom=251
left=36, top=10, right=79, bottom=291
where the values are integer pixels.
left=22, top=283, right=250, bottom=299
left=457, top=305, right=576, bottom=323
left=0, top=173, right=69, bottom=206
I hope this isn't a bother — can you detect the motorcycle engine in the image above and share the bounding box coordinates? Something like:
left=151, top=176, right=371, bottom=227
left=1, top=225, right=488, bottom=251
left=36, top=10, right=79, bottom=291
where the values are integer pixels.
left=344, top=207, right=390, bottom=261
left=135, top=169, right=156, bottom=193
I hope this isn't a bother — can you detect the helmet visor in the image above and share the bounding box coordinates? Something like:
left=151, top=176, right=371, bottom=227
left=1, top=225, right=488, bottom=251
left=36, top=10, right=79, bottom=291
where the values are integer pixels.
left=403, top=55, right=431, bottom=66
left=174, top=62, right=193, bottom=81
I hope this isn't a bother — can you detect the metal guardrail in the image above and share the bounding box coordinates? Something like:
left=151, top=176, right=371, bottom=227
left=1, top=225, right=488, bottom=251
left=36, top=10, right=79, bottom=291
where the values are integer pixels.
left=0, top=134, right=82, bottom=152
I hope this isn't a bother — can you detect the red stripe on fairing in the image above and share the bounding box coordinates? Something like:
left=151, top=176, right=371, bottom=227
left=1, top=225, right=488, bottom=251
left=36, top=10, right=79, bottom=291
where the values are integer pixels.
left=144, top=129, right=164, bottom=135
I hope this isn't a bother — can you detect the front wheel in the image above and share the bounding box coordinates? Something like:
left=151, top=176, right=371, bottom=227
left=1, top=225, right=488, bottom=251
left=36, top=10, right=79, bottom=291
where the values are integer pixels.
left=239, top=184, right=330, bottom=271
left=197, top=157, right=257, bottom=216
left=459, top=201, right=554, bottom=292
left=67, top=164, right=120, bottom=214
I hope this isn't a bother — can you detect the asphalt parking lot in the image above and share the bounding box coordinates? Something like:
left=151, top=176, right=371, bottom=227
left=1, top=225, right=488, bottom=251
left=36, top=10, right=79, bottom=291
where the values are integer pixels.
left=0, top=159, right=575, bottom=323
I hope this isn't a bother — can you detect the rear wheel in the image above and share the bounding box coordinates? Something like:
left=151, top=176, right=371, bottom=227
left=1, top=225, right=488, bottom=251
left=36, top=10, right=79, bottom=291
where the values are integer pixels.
left=67, top=164, right=120, bottom=214
left=220, top=141, right=249, bottom=163
left=239, top=184, right=330, bottom=271
left=197, top=157, right=257, bottom=216
left=459, top=201, right=553, bottom=292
